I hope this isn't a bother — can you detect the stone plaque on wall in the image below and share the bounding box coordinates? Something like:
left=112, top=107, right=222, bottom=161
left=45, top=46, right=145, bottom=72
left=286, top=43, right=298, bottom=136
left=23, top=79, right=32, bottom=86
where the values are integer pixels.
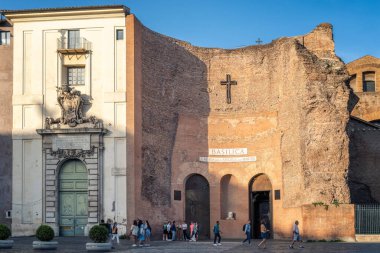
left=52, top=134, right=90, bottom=151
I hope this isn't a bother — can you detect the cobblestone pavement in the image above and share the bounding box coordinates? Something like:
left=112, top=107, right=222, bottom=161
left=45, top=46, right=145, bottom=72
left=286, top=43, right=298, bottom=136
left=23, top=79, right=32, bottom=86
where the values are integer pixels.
left=2, top=237, right=380, bottom=253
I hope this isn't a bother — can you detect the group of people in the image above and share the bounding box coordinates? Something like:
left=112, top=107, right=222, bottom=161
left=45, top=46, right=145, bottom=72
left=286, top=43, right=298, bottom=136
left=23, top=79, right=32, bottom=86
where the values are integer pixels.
left=240, top=219, right=270, bottom=248
left=162, top=221, right=199, bottom=242
left=213, top=219, right=303, bottom=249
left=99, top=219, right=121, bottom=246
left=100, top=218, right=304, bottom=249
left=129, top=219, right=152, bottom=247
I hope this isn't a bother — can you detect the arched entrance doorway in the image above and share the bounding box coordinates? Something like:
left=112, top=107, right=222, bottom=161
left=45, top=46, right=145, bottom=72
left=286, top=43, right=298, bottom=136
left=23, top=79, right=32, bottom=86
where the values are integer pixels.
left=59, top=160, right=88, bottom=236
left=249, top=174, right=272, bottom=239
left=185, top=174, right=210, bottom=239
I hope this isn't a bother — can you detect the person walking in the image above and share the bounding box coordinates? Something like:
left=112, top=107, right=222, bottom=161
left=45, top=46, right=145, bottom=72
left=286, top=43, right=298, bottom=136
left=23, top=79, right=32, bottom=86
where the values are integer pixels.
left=138, top=220, right=145, bottom=246
left=242, top=220, right=251, bottom=245
left=111, top=222, right=120, bottom=245
left=106, top=219, right=113, bottom=243
left=145, top=220, right=152, bottom=247
left=213, top=221, right=222, bottom=246
left=182, top=221, right=189, bottom=240
left=289, top=220, right=304, bottom=249
left=258, top=219, right=270, bottom=249
left=162, top=221, right=168, bottom=241
left=130, top=220, right=139, bottom=247
left=177, top=221, right=182, bottom=240
left=171, top=221, right=177, bottom=241
left=166, top=221, right=172, bottom=241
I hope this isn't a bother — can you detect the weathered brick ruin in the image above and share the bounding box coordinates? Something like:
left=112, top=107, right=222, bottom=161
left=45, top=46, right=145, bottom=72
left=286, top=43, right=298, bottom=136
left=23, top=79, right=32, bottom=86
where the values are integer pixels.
left=127, top=17, right=355, bottom=240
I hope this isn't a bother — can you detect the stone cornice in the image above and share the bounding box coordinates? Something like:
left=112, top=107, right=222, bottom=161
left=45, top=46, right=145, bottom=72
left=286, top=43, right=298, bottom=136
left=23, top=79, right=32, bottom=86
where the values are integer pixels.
left=36, top=127, right=109, bottom=135
left=5, top=6, right=128, bottom=23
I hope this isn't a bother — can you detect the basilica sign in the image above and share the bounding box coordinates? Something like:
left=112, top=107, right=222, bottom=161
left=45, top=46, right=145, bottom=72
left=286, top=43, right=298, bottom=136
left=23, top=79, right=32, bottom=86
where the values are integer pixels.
left=200, top=147, right=256, bottom=163
left=209, top=148, right=247, bottom=156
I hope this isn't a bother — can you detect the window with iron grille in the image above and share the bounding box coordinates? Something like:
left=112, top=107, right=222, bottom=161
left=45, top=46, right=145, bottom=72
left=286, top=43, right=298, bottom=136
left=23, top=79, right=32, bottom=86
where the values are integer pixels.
left=0, top=31, right=10, bottom=45
left=67, top=67, right=85, bottom=85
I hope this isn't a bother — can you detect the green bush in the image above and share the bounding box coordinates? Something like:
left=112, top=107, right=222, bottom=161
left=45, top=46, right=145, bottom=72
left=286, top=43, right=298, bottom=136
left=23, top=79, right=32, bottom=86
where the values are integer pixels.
left=36, top=225, right=54, bottom=241
left=89, top=225, right=109, bottom=243
left=0, top=224, right=11, bottom=240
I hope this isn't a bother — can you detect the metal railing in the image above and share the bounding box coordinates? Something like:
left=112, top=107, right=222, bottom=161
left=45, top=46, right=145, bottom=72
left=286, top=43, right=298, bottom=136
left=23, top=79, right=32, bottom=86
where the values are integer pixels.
left=57, top=37, right=91, bottom=51
left=355, top=204, right=380, bottom=234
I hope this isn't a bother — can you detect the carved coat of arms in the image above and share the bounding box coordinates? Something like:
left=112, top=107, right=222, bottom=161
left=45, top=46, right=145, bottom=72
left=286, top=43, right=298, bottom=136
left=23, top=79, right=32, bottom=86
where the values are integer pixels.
left=45, top=84, right=100, bottom=128
left=58, top=85, right=84, bottom=127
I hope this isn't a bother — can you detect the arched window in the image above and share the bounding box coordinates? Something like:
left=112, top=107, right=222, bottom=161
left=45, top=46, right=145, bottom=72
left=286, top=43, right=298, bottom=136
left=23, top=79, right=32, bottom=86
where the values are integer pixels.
left=220, top=174, right=239, bottom=219
left=363, top=71, right=376, bottom=92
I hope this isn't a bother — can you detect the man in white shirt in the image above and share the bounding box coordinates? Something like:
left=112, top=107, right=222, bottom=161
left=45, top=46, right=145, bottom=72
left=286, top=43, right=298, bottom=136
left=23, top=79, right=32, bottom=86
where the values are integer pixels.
left=182, top=221, right=189, bottom=240
left=289, top=220, right=304, bottom=249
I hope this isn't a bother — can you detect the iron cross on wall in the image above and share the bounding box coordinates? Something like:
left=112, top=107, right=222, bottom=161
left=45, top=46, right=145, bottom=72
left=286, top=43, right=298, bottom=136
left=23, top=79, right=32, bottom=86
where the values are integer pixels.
left=220, top=74, right=237, bottom=104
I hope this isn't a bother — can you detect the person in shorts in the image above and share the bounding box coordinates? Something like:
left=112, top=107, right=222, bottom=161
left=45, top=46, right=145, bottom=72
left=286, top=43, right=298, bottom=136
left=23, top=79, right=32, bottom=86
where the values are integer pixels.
left=258, top=219, right=269, bottom=249
left=163, top=222, right=168, bottom=241
left=289, top=220, right=304, bottom=249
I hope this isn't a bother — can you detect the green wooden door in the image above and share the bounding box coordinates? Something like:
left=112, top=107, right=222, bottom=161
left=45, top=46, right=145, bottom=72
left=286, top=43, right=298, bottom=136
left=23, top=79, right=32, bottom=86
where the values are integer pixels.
left=59, top=160, right=88, bottom=236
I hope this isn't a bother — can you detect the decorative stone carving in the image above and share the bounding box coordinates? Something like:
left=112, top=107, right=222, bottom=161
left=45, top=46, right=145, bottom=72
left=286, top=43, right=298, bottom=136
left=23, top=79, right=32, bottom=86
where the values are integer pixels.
left=45, top=84, right=102, bottom=128
left=50, top=145, right=96, bottom=159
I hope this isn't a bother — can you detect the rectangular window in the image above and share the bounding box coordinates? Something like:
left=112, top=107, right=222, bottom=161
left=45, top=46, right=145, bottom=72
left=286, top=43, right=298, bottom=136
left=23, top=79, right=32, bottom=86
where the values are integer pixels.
left=116, top=29, right=124, bottom=40
left=0, top=31, right=10, bottom=45
left=68, top=30, right=80, bottom=49
left=67, top=67, right=85, bottom=85
left=363, top=72, right=376, bottom=92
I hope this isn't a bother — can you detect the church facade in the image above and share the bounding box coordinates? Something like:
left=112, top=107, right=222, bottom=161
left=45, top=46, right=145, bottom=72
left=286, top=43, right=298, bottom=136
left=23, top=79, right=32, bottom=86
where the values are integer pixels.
left=1, top=5, right=378, bottom=241
left=5, top=6, right=128, bottom=236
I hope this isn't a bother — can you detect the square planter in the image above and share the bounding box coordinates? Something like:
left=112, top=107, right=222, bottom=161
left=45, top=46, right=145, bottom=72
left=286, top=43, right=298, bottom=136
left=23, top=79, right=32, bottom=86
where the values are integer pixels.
left=33, top=241, right=58, bottom=250
left=86, top=242, right=112, bottom=252
left=0, top=240, right=14, bottom=249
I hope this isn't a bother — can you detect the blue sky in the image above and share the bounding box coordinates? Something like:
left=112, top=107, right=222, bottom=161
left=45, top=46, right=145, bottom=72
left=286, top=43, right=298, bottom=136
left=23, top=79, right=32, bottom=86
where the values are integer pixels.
left=2, top=0, right=379, bottom=63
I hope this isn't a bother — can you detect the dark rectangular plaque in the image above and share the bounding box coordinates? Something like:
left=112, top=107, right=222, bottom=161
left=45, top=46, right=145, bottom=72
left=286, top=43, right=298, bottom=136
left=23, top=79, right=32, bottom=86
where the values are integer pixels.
left=275, top=190, right=281, bottom=200
left=174, top=190, right=181, bottom=201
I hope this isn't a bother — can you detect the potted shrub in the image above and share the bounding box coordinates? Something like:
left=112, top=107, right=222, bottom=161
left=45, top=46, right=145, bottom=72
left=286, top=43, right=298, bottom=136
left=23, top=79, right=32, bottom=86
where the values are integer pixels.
left=33, top=225, right=58, bottom=250
left=86, top=225, right=112, bottom=251
left=0, top=224, right=13, bottom=249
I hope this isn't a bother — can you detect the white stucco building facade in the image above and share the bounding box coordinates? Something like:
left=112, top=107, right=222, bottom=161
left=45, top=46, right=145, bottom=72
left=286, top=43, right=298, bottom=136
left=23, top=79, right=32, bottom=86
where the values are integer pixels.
left=7, top=6, right=129, bottom=236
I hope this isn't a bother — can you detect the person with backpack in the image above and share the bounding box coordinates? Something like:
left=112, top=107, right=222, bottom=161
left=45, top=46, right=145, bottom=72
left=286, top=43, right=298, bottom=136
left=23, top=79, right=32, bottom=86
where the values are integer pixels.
left=242, top=220, right=251, bottom=245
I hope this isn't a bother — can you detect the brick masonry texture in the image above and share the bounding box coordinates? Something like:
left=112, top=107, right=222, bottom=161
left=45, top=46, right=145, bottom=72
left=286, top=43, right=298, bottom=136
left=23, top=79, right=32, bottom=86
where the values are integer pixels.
left=131, top=18, right=353, bottom=238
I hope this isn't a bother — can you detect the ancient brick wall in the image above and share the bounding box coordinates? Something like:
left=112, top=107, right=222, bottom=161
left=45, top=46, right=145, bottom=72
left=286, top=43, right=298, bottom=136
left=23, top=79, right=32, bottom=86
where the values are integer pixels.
left=130, top=19, right=352, bottom=236
left=0, top=21, right=12, bottom=226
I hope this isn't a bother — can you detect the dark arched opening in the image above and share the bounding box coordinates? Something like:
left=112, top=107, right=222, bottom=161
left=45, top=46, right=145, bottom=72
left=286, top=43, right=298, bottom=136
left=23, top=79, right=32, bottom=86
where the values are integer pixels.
left=248, top=174, right=273, bottom=239
left=185, top=174, right=210, bottom=239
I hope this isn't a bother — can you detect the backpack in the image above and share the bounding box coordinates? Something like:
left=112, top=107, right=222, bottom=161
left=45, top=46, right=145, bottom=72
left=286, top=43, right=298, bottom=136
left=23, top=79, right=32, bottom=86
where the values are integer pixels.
left=242, top=224, right=246, bottom=231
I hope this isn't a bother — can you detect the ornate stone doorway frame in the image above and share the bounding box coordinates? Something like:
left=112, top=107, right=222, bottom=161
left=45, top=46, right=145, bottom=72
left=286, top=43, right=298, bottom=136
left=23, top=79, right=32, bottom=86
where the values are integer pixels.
left=37, top=128, right=108, bottom=235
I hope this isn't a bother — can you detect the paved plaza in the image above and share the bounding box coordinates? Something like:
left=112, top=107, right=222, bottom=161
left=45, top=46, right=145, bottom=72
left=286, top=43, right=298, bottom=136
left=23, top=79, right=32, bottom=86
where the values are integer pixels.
left=2, top=237, right=380, bottom=253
